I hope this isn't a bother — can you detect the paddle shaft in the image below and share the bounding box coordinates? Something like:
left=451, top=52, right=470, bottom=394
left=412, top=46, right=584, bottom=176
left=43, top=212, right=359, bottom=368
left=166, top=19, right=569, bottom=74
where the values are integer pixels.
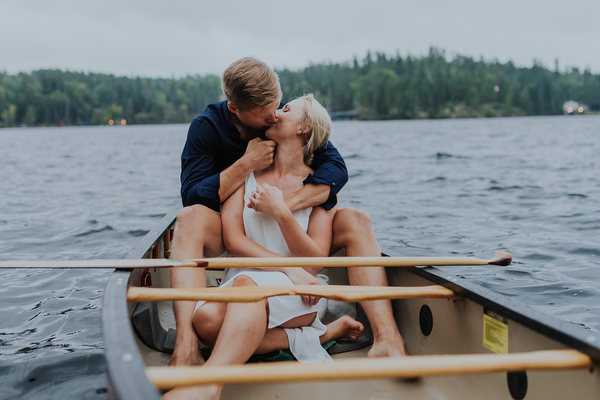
left=0, top=251, right=511, bottom=269
left=146, top=350, right=593, bottom=390
left=0, top=259, right=205, bottom=269
left=196, top=251, right=512, bottom=269
left=127, top=284, right=457, bottom=303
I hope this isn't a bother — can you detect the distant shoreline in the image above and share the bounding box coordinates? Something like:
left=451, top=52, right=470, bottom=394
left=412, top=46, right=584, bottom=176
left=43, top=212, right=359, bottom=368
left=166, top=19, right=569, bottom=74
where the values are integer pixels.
left=1, top=49, right=598, bottom=127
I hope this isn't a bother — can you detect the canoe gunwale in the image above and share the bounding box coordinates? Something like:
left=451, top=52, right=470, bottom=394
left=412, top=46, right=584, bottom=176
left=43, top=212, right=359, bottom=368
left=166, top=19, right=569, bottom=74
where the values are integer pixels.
left=102, top=208, right=179, bottom=400
left=389, top=257, right=600, bottom=363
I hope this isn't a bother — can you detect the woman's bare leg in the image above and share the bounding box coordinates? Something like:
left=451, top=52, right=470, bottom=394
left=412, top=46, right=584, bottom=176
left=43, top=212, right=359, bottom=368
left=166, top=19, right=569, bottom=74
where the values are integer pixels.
left=254, top=315, right=364, bottom=354
left=319, top=315, right=364, bottom=343
left=196, top=301, right=365, bottom=355
left=177, top=275, right=270, bottom=399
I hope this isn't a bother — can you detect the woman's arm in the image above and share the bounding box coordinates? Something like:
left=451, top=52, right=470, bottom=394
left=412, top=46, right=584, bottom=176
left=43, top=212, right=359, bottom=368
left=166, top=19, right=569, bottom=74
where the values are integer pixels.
left=221, top=183, right=321, bottom=287
left=221, top=184, right=280, bottom=258
left=248, top=184, right=336, bottom=272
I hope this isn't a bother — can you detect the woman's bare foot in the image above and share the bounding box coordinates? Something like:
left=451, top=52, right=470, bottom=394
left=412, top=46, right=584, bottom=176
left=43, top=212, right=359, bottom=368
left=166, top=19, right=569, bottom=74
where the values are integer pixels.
left=321, top=315, right=364, bottom=343
left=163, top=384, right=221, bottom=400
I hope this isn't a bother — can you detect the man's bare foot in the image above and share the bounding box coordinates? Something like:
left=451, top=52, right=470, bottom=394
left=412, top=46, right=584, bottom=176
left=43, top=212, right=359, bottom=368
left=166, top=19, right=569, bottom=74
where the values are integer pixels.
left=163, top=384, right=221, bottom=400
left=367, top=330, right=409, bottom=358
left=321, top=315, right=364, bottom=343
left=168, top=346, right=205, bottom=366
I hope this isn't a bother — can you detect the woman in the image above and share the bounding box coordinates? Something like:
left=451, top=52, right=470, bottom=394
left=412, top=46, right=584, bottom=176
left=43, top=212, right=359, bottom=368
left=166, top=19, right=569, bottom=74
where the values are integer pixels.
left=183, top=95, right=363, bottom=399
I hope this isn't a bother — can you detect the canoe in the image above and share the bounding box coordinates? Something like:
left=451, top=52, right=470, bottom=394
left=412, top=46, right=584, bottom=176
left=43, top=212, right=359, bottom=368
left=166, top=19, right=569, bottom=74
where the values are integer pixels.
left=103, top=207, right=600, bottom=399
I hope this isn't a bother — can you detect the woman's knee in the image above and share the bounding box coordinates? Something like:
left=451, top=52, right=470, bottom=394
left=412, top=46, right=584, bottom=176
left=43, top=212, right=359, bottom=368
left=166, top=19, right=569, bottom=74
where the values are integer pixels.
left=280, top=312, right=317, bottom=328
left=232, top=275, right=258, bottom=287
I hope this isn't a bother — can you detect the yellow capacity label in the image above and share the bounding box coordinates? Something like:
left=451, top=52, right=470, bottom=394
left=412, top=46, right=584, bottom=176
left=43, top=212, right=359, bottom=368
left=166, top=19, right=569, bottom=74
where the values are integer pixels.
left=483, top=308, right=508, bottom=354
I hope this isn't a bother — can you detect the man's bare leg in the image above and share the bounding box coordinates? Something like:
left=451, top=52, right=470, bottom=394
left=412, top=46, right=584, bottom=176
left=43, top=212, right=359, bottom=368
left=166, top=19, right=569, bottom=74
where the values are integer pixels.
left=331, top=208, right=408, bottom=357
left=169, top=205, right=225, bottom=366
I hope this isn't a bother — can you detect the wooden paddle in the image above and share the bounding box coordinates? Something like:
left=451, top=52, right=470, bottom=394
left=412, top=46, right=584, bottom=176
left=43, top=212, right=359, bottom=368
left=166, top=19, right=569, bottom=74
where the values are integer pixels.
left=0, top=259, right=206, bottom=269
left=195, top=251, right=512, bottom=269
left=146, top=349, right=593, bottom=390
left=126, top=284, right=458, bottom=303
left=0, top=251, right=511, bottom=269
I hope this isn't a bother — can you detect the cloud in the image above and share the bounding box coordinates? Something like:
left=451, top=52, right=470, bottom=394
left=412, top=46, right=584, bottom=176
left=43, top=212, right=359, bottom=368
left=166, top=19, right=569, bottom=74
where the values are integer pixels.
left=1, top=0, right=599, bottom=77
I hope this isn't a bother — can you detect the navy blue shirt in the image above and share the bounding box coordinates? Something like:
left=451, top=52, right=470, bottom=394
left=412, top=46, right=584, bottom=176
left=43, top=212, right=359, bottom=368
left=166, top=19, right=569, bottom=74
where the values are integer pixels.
left=181, top=101, right=348, bottom=212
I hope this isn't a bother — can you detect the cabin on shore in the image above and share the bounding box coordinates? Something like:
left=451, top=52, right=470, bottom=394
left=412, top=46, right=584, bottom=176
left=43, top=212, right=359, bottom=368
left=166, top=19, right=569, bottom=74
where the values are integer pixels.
left=331, top=110, right=359, bottom=121
left=562, top=101, right=590, bottom=115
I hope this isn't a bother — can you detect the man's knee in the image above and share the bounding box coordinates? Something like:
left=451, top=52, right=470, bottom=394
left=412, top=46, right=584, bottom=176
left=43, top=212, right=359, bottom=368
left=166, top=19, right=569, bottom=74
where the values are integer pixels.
left=334, top=207, right=373, bottom=232
left=176, top=204, right=219, bottom=229
left=194, top=304, right=223, bottom=346
left=171, top=205, right=224, bottom=258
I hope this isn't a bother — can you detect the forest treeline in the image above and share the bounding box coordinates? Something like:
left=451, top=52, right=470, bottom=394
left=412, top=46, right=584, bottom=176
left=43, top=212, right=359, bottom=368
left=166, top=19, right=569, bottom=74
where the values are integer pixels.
left=1, top=48, right=599, bottom=127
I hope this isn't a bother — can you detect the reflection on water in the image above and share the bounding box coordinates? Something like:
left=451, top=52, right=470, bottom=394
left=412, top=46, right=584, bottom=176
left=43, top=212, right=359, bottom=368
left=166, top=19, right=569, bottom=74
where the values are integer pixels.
left=0, top=116, right=599, bottom=397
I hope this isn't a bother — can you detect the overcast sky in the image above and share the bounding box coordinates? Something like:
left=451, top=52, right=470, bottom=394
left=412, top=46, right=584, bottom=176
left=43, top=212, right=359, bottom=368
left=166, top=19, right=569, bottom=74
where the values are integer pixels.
left=2, top=0, right=599, bottom=78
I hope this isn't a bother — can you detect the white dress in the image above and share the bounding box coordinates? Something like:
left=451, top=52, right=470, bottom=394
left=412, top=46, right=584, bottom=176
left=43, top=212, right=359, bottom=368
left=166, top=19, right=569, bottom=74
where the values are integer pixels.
left=195, top=172, right=331, bottom=363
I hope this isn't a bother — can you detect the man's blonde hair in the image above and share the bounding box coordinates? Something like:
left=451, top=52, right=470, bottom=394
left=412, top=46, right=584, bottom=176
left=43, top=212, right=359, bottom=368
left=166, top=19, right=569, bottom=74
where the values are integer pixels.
left=299, top=94, right=331, bottom=166
left=222, top=57, right=282, bottom=111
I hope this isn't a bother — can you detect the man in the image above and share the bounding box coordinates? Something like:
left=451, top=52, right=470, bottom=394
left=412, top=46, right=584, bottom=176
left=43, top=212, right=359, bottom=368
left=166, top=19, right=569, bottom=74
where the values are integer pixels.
left=169, top=57, right=407, bottom=367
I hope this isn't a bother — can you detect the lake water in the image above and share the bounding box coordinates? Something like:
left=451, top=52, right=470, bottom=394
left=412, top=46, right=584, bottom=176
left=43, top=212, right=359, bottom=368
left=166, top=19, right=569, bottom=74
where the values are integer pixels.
left=1, top=115, right=599, bottom=398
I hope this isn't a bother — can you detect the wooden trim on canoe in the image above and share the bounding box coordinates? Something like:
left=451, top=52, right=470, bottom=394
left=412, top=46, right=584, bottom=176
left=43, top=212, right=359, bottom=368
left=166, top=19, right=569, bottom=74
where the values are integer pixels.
left=126, top=284, right=458, bottom=303
left=146, top=349, right=595, bottom=390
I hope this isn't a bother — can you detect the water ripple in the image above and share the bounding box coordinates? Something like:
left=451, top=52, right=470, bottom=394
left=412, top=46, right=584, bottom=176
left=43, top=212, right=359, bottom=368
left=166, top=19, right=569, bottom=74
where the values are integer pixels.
left=1, top=118, right=599, bottom=397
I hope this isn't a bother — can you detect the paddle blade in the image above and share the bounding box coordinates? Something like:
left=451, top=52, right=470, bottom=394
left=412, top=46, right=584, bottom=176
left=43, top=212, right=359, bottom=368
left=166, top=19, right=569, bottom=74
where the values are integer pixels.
left=488, top=251, right=512, bottom=266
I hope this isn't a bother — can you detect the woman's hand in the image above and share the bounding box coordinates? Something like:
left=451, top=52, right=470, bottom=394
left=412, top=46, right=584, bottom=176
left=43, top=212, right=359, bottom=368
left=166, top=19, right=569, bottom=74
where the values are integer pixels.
left=283, top=267, right=322, bottom=307
left=247, top=183, right=289, bottom=219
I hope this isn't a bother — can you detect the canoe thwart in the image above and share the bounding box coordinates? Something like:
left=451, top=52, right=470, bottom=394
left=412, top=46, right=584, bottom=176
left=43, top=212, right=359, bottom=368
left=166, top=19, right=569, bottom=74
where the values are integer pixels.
left=146, top=349, right=594, bottom=390
left=126, top=284, right=458, bottom=303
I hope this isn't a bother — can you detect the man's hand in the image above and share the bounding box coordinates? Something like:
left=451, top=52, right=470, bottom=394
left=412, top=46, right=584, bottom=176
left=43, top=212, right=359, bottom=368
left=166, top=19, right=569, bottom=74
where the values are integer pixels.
left=218, top=138, right=276, bottom=203
left=242, top=138, right=276, bottom=171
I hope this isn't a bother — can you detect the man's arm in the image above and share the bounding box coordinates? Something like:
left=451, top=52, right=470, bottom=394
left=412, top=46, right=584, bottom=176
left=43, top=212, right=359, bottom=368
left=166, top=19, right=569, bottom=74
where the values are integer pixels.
left=218, top=138, right=276, bottom=203
left=284, top=183, right=330, bottom=212
left=182, top=133, right=275, bottom=209
left=284, top=141, right=348, bottom=212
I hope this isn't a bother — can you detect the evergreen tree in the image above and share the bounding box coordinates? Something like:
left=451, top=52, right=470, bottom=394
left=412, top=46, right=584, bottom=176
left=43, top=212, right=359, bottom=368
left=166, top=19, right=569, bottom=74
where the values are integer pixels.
left=1, top=50, right=598, bottom=127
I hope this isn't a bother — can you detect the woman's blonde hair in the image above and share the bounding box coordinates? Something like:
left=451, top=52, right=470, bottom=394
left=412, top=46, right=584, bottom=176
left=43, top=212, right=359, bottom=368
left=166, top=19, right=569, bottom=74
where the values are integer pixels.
left=298, top=94, right=331, bottom=166
left=222, top=57, right=282, bottom=111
